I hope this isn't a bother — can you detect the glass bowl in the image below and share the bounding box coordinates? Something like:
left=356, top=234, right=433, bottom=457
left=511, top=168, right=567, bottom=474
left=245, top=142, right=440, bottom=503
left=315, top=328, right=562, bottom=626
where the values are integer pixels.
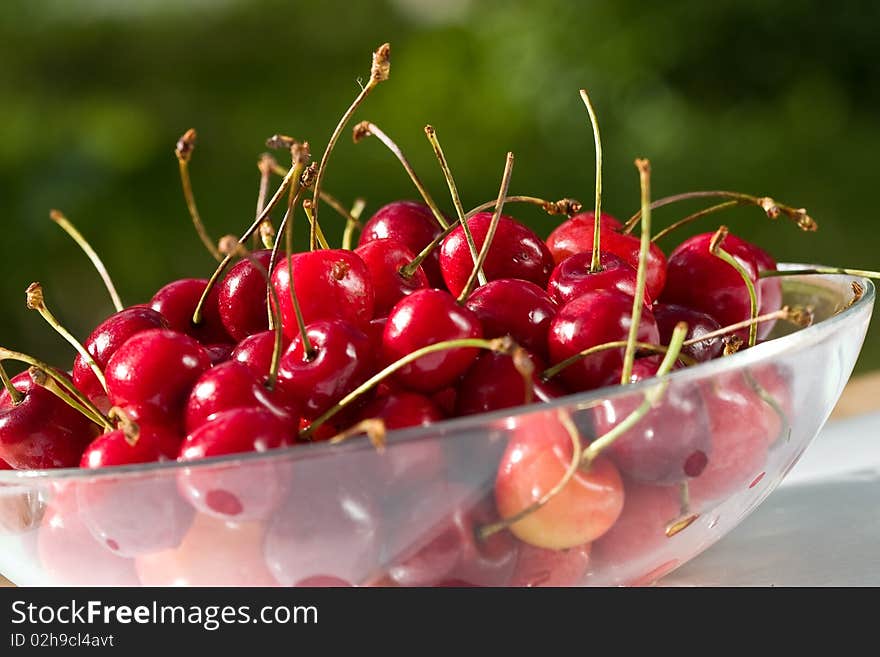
left=0, top=266, right=873, bottom=587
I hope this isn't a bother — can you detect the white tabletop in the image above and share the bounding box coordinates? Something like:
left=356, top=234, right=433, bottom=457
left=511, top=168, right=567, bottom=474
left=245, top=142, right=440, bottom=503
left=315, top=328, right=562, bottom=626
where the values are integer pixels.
left=661, top=411, right=880, bottom=586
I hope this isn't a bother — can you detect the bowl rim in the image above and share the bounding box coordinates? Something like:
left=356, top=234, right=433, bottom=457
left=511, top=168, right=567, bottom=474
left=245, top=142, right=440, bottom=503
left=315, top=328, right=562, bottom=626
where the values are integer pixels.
left=0, top=264, right=874, bottom=484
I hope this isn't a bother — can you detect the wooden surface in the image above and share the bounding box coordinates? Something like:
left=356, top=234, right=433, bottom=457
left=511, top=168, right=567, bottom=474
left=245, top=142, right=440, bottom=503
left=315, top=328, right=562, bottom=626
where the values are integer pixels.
left=2, top=371, right=879, bottom=588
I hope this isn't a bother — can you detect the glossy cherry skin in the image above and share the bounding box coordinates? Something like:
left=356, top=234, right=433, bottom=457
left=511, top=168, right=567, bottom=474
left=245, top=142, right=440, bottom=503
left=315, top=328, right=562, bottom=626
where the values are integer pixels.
left=217, top=249, right=274, bottom=341
left=547, top=251, right=646, bottom=306
left=73, top=306, right=168, bottom=412
left=178, top=407, right=293, bottom=521
left=546, top=213, right=668, bottom=300
left=230, top=330, right=285, bottom=380
left=382, top=289, right=483, bottom=393
left=354, top=238, right=429, bottom=316
left=545, top=211, right=623, bottom=263
left=752, top=243, right=782, bottom=339
left=456, top=351, right=565, bottom=416
left=593, top=359, right=711, bottom=485
left=358, top=200, right=445, bottom=288
left=184, top=361, right=297, bottom=434
left=464, top=279, right=557, bottom=357
left=271, top=249, right=374, bottom=340
left=356, top=391, right=442, bottom=430
left=78, top=425, right=193, bottom=557
left=653, top=303, right=722, bottom=363
left=105, top=328, right=212, bottom=426
left=659, top=231, right=762, bottom=341
left=440, top=212, right=555, bottom=298
left=150, top=278, right=232, bottom=344
left=276, top=319, right=374, bottom=420
left=0, top=371, right=97, bottom=469
left=510, top=542, right=592, bottom=587
left=495, top=411, right=625, bottom=549
left=547, top=289, right=660, bottom=392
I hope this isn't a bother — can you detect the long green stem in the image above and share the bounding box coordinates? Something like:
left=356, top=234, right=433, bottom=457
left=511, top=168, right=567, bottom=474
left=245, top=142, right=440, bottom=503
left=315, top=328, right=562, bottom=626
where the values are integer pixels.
left=0, top=361, right=23, bottom=404
left=465, top=195, right=582, bottom=218
left=28, top=367, right=110, bottom=431
left=621, top=159, right=652, bottom=385
left=342, top=198, right=366, bottom=250
left=456, top=152, right=515, bottom=303
left=579, top=90, right=604, bottom=273
left=303, top=200, right=331, bottom=251
left=175, top=128, right=221, bottom=262
left=542, top=340, right=693, bottom=381
left=50, top=210, right=123, bottom=312
left=710, top=226, right=759, bottom=347
left=651, top=200, right=745, bottom=243
left=424, top=125, right=483, bottom=283
left=759, top=267, right=880, bottom=280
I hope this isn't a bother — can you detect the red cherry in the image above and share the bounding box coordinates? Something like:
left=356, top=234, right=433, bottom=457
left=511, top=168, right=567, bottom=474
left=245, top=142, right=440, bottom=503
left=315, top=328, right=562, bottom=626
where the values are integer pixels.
left=230, top=330, right=285, bottom=380
left=430, top=386, right=457, bottom=417
left=593, top=358, right=711, bottom=485
left=509, top=542, right=592, bottom=587
left=365, top=316, right=387, bottom=354
left=653, top=303, right=723, bottom=363
left=184, top=361, right=297, bottom=434
left=358, top=200, right=445, bottom=288
left=277, top=319, right=374, bottom=419
left=354, top=238, right=429, bottom=316
left=0, top=371, right=96, bottom=469
left=546, top=213, right=667, bottom=300
left=356, top=391, right=442, bottom=430
left=547, top=251, right=646, bottom=306
left=547, top=289, right=660, bottom=392
left=545, top=211, right=623, bottom=264
left=73, top=306, right=168, bottom=412
left=495, top=411, right=625, bottom=549
left=106, top=328, right=212, bottom=426
left=752, top=243, right=782, bottom=339
left=382, top=289, right=483, bottom=393
left=659, top=231, right=761, bottom=341
left=456, top=351, right=565, bottom=416
left=178, top=407, right=293, bottom=520
left=217, top=249, right=274, bottom=341
left=78, top=425, right=193, bottom=557
left=271, top=249, right=374, bottom=339
left=203, top=343, right=233, bottom=366
left=150, top=278, right=232, bottom=344
left=440, top=212, right=554, bottom=298
left=446, top=494, right=521, bottom=587
left=464, top=279, right=557, bottom=357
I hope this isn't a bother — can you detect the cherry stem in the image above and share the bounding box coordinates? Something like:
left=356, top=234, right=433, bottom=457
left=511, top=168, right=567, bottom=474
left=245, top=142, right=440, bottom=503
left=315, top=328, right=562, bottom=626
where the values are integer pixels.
left=709, top=226, right=759, bottom=347
left=620, top=159, right=653, bottom=385
left=651, top=200, right=746, bottom=243
left=622, top=190, right=818, bottom=235
left=341, top=198, right=366, bottom=250
left=477, top=409, right=583, bottom=541
left=175, top=129, right=221, bottom=262
left=25, top=283, right=108, bottom=394
left=579, top=90, right=604, bottom=273
left=108, top=406, right=140, bottom=446
left=0, top=361, right=23, bottom=405
left=328, top=418, right=387, bottom=453
left=311, top=43, right=391, bottom=232
left=28, top=367, right=111, bottom=431
left=270, top=158, right=364, bottom=230
left=255, top=154, right=276, bottom=249
left=303, top=200, right=331, bottom=251
left=424, top=125, right=484, bottom=285
left=686, top=305, right=811, bottom=348
left=512, top=347, right=535, bottom=405
left=582, top=322, right=686, bottom=466
left=301, top=336, right=516, bottom=439
left=0, top=348, right=111, bottom=430
left=744, top=370, right=790, bottom=444
left=218, top=236, right=285, bottom=391
left=266, top=164, right=308, bottom=329
left=541, top=340, right=695, bottom=381
left=50, top=210, right=123, bottom=312
left=456, top=152, right=515, bottom=303
left=759, top=267, right=880, bottom=281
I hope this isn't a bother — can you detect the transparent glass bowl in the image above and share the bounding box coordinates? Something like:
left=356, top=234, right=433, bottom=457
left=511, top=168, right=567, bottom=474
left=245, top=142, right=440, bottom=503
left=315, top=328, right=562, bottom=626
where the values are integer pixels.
left=0, top=266, right=873, bottom=587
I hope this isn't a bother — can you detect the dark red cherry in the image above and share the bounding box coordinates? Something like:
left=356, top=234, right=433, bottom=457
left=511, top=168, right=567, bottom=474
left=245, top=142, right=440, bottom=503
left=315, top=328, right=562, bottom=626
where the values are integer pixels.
left=354, top=238, right=429, bottom=316
left=547, top=251, right=646, bottom=306
left=366, top=317, right=387, bottom=354
left=546, top=215, right=668, bottom=300
left=545, top=212, right=623, bottom=263
left=446, top=494, right=520, bottom=587
left=547, top=289, right=660, bottom=392
left=105, top=328, right=212, bottom=426
left=177, top=407, right=293, bottom=520
left=382, top=289, right=483, bottom=393
left=184, top=361, right=297, bottom=434
left=78, top=424, right=193, bottom=557
left=356, top=391, right=442, bottom=430
left=271, top=249, right=374, bottom=340
left=358, top=200, right=445, bottom=288
left=593, top=358, right=711, bottom=485
left=0, top=371, right=97, bottom=469
left=277, top=319, right=374, bottom=419
left=752, top=244, right=782, bottom=339
left=659, top=231, right=761, bottom=342
left=440, top=212, right=555, bottom=298
left=73, top=306, right=168, bottom=412
left=230, top=330, right=284, bottom=379
left=464, top=279, right=556, bottom=357
left=203, top=343, right=233, bottom=366
left=150, top=278, right=232, bottom=344
left=456, top=351, right=565, bottom=416
left=217, top=249, right=274, bottom=341
left=653, top=303, right=723, bottom=363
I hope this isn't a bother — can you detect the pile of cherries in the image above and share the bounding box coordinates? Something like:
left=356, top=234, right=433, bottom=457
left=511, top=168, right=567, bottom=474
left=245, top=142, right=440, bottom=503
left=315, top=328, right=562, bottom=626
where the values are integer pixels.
left=0, top=43, right=847, bottom=587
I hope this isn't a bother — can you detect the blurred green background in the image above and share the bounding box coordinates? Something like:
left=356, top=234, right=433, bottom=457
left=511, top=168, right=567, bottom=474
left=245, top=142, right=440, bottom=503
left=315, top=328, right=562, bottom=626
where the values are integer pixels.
left=1, top=0, right=878, bottom=373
